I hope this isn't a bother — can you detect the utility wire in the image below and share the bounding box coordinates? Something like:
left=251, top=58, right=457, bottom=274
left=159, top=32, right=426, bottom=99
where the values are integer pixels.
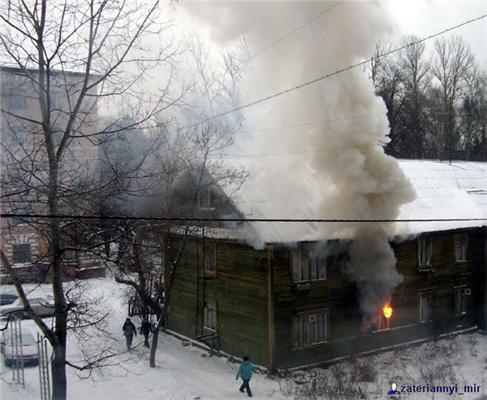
left=182, top=14, right=487, bottom=131
left=2, top=213, right=487, bottom=223
left=243, top=1, right=342, bottom=64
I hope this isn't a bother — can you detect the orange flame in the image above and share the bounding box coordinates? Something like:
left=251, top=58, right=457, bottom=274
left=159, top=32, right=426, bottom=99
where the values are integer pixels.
left=383, top=304, right=393, bottom=319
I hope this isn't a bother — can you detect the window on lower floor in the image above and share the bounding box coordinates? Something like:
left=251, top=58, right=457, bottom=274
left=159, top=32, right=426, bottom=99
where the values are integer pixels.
left=375, top=311, right=391, bottom=331
left=292, top=310, right=328, bottom=349
left=454, top=234, right=467, bottom=263
left=203, top=299, right=217, bottom=332
left=418, top=292, right=433, bottom=323
left=454, top=287, right=468, bottom=316
left=12, top=243, right=32, bottom=264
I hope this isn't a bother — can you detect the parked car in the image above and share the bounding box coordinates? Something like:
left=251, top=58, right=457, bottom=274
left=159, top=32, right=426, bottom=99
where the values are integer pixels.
left=1, top=330, right=39, bottom=366
left=0, top=295, right=55, bottom=319
left=0, top=293, right=18, bottom=306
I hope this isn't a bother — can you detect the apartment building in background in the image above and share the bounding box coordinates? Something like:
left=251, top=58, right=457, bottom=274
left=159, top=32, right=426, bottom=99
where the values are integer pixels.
left=0, top=65, right=104, bottom=283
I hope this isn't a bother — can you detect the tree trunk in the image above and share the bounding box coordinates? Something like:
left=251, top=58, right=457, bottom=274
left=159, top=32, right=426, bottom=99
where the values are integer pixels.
left=52, top=345, right=67, bottom=400
left=149, top=315, right=165, bottom=367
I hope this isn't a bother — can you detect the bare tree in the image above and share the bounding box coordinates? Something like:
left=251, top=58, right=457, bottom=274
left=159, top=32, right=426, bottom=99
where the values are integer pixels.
left=432, top=36, right=475, bottom=160
left=0, top=1, right=180, bottom=398
left=107, top=37, right=247, bottom=368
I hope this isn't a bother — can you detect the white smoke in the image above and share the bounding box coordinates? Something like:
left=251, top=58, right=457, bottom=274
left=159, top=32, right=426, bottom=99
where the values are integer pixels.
left=184, top=1, right=416, bottom=316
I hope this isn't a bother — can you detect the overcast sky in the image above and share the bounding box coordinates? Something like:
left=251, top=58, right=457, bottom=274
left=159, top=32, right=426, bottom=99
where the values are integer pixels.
left=387, top=0, right=486, bottom=66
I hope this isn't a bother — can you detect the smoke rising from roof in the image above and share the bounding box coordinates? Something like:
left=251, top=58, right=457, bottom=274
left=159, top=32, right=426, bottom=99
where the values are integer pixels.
left=185, top=2, right=416, bottom=316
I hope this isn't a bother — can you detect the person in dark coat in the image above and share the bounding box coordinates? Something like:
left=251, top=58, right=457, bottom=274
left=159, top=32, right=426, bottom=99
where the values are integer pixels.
left=236, top=356, right=254, bottom=397
left=122, top=317, right=137, bottom=350
left=140, top=318, right=153, bottom=348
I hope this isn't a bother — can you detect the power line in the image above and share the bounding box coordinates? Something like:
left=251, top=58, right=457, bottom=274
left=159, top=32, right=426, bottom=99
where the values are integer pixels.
left=182, top=14, right=487, bottom=131
left=2, top=213, right=487, bottom=224
left=243, top=1, right=342, bottom=64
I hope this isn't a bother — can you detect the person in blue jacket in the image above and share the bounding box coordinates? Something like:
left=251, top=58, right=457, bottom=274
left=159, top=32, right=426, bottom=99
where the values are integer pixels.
left=236, top=356, right=254, bottom=397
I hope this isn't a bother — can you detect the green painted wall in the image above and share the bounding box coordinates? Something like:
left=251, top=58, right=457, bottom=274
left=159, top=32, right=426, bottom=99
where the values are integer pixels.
left=167, top=228, right=485, bottom=369
left=272, top=228, right=484, bottom=368
left=167, top=239, right=270, bottom=366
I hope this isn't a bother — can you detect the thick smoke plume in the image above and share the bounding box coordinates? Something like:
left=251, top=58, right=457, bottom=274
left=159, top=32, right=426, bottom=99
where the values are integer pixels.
left=185, top=2, right=416, bottom=316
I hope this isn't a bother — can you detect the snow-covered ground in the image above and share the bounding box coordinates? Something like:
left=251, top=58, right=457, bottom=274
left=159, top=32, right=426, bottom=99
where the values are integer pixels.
left=1, top=278, right=486, bottom=400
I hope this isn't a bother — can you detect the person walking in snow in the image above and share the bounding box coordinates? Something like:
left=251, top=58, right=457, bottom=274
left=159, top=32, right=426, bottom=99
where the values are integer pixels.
left=122, top=317, right=137, bottom=350
left=140, top=318, right=153, bottom=348
left=236, top=356, right=254, bottom=397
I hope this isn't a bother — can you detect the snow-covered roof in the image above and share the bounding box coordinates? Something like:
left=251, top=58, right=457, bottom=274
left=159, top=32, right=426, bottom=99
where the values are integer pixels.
left=223, top=160, right=487, bottom=244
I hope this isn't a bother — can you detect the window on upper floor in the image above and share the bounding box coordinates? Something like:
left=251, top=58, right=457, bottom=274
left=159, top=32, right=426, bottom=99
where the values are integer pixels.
left=9, top=88, right=27, bottom=110
left=417, top=237, right=432, bottom=269
left=454, top=286, right=468, bottom=316
left=11, top=203, right=32, bottom=226
left=454, top=234, right=467, bottom=263
left=203, top=299, right=217, bottom=332
left=292, top=309, right=328, bottom=349
left=203, top=241, right=216, bottom=274
left=50, top=90, right=63, bottom=109
left=418, top=292, right=433, bottom=323
left=12, top=243, right=32, bottom=264
left=291, top=246, right=327, bottom=283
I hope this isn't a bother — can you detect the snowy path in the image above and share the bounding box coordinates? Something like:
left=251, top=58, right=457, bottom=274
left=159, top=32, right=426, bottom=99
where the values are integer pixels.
left=1, top=278, right=487, bottom=400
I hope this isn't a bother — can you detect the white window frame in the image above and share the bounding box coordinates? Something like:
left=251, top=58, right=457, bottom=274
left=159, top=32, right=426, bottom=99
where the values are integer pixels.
left=417, top=237, right=432, bottom=269
left=418, top=292, right=433, bottom=323
left=198, top=186, right=214, bottom=210
left=292, top=310, right=328, bottom=349
left=203, top=299, right=217, bottom=332
left=454, top=234, right=467, bottom=263
left=292, top=247, right=327, bottom=283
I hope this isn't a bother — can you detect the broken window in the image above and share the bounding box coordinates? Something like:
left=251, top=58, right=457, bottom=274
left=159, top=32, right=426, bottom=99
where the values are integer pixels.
left=12, top=243, right=32, bottom=264
left=454, top=234, right=467, bottom=263
left=418, top=292, right=433, bottom=323
left=417, top=237, right=432, bottom=269
left=203, top=299, right=217, bottom=332
left=292, top=246, right=327, bottom=283
left=292, top=310, right=328, bottom=349
left=375, top=311, right=391, bottom=331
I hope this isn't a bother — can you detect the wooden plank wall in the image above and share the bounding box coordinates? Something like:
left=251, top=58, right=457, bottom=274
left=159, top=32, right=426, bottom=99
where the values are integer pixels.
left=272, top=228, right=484, bottom=368
left=167, top=239, right=270, bottom=366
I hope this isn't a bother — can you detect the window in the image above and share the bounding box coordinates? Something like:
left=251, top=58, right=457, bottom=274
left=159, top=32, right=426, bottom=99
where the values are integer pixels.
left=11, top=203, right=31, bottom=226
left=198, top=186, right=213, bottom=210
left=203, top=299, right=217, bottom=332
left=375, top=311, right=391, bottom=331
left=12, top=243, right=32, bottom=264
left=203, top=242, right=216, bottom=274
left=50, top=91, right=62, bottom=109
left=454, top=287, right=467, bottom=316
left=292, top=310, right=328, bottom=349
left=9, top=88, right=27, bottom=109
left=454, top=234, right=467, bottom=263
left=292, top=246, right=327, bottom=283
left=418, top=292, right=433, bottom=323
left=417, top=238, right=432, bottom=269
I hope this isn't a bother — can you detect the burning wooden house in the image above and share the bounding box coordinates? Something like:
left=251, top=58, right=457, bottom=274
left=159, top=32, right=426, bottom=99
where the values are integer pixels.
left=165, top=160, right=487, bottom=370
